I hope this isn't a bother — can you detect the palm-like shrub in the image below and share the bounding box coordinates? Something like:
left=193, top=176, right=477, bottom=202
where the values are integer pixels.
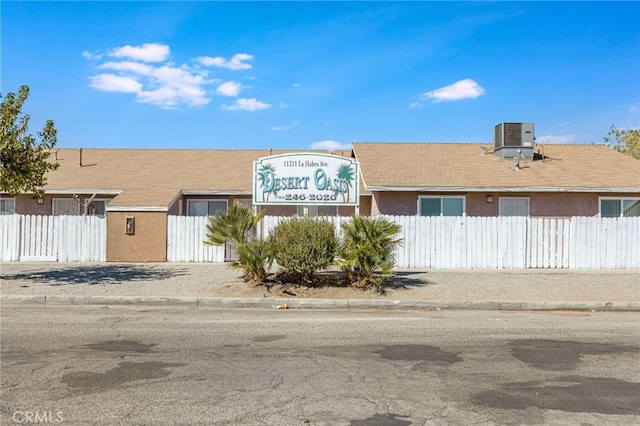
left=205, top=203, right=271, bottom=282
left=337, top=216, right=402, bottom=292
left=205, top=202, right=265, bottom=247
left=234, top=238, right=275, bottom=283
left=268, top=216, right=337, bottom=282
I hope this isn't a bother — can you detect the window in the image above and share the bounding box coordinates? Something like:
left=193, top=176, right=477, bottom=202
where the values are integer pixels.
left=0, top=198, right=16, bottom=215
left=499, top=197, right=530, bottom=216
left=419, top=196, right=464, bottom=217
left=600, top=198, right=640, bottom=217
left=53, top=198, right=79, bottom=216
left=297, top=205, right=338, bottom=217
left=187, top=200, right=227, bottom=216
left=87, top=200, right=109, bottom=217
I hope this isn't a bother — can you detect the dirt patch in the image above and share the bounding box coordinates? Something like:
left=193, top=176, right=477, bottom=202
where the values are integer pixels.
left=214, top=269, right=431, bottom=300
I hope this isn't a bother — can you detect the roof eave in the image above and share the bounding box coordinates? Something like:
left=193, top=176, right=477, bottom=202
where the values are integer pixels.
left=107, top=206, right=168, bottom=212
left=365, top=186, right=640, bottom=193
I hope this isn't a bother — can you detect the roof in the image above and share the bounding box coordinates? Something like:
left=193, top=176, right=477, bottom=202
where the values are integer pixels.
left=352, top=143, right=640, bottom=193
left=37, top=143, right=639, bottom=209
left=41, top=148, right=354, bottom=209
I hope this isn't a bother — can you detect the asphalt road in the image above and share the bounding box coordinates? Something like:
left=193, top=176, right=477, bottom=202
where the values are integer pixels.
left=1, top=306, right=639, bottom=425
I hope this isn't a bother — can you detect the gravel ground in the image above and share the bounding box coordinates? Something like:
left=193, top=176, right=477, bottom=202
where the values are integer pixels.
left=1, top=262, right=639, bottom=302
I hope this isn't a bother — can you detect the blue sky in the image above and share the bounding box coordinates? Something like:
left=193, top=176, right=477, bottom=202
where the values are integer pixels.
left=2, top=1, right=639, bottom=150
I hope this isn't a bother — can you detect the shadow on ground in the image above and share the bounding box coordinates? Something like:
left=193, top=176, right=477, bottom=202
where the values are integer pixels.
left=388, top=271, right=433, bottom=289
left=264, top=270, right=432, bottom=296
left=2, top=265, right=190, bottom=286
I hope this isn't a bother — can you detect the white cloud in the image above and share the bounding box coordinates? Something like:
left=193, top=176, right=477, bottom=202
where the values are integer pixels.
left=422, top=79, right=485, bottom=102
left=271, top=121, right=300, bottom=131
left=82, top=50, right=103, bottom=60
left=197, top=53, right=253, bottom=70
left=631, top=105, right=639, bottom=112
left=99, top=61, right=154, bottom=75
left=216, top=81, right=242, bottom=97
left=223, top=98, right=271, bottom=111
left=89, top=74, right=142, bottom=93
left=410, top=102, right=423, bottom=108
left=85, top=43, right=266, bottom=109
left=109, top=43, right=170, bottom=62
left=310, top=140, right=352, bottom=150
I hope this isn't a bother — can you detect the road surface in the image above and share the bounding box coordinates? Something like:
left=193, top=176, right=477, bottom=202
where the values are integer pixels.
left=1, top=306, right=639, bottom=425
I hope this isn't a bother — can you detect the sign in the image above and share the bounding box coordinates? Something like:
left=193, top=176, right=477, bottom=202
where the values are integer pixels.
left=253, top=153, right=359, bottom=205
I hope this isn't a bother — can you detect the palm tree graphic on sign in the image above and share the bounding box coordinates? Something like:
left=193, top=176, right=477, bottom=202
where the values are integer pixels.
left=336, top=163, right=355, bottom=203
left=256, top=163, right=277, bottom=202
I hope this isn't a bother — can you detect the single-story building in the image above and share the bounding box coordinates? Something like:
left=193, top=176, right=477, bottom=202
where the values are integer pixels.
left=1, top=123, right=638, bottom=261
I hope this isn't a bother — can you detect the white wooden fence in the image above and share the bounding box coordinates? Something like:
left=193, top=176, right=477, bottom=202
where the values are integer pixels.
left=256, top=215, right=640, bottom=269
left=2, top=214, right=637, bottom=268
left=0, top=215, right=106, bottom=262
left=166, top=215, right=225, bottom=262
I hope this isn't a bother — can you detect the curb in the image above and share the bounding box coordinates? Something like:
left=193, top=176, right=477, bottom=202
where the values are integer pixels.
left=1, top=295, right=639, bottom=312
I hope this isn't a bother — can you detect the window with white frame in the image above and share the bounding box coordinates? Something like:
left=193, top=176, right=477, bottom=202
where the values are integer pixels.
left=53, top=198, right=80, bottom=216
left=499, top=197, right=530, bottom=216
left=600, top=198, right=640, bottom=217
left=296, top=205, right=338, bottom=217
left=87, top=199, right=109, bottom=217
left=187, top=199, right=227, bottom=216
left=0, top=198, right=16, bottom=215
left=419, top=196, right=464, bottom=217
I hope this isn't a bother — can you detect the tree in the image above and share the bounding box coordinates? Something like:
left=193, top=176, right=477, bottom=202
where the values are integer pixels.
left=604, top=125, right=640, bottom=159
left=1, top=85, right=59, bottom=198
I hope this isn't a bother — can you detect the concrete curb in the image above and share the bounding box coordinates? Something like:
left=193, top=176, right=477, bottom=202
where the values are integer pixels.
left=1, top=295, right=638, bottom=311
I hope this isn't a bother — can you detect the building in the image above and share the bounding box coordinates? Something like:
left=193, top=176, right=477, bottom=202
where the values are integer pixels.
left=1, top=130, right=638, bottom=262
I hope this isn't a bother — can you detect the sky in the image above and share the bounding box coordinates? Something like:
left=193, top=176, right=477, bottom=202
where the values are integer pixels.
left=2, top=1, right=639, bottom=150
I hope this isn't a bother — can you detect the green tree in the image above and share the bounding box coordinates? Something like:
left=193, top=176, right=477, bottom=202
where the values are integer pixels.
left=337, top=216, right=402, bottom=293
left=1, top=85, right=59, bottom=197
left=604, top=125, right=640, bottom=159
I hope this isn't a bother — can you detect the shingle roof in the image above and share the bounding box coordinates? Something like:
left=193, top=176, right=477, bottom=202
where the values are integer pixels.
left=41, top=144, right=639, bottom=209
left=43, top=148, right=354, bottom=208
left=352, top=143, right=640, bottom=192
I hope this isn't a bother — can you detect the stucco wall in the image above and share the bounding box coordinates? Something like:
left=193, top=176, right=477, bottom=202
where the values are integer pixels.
left=107, top=211, right=167, bottom=262
left=15, top=195, right=52, bottom=215
left=13, top=194, right=116, bottom=216
left=372, top=191, right=615, bottom=217
left=373, top=191, right=420, bottom=216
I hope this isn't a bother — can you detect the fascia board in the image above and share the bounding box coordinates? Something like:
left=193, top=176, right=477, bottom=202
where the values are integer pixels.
left=365, top=186, right=640, bottom=193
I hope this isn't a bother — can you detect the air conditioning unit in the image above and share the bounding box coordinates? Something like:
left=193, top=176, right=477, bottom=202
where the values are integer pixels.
left=493, top=122, right=534, bottom=161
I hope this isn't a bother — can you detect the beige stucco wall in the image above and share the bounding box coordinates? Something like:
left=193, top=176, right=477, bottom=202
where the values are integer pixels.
left=107, top=211, right=167, bottom=262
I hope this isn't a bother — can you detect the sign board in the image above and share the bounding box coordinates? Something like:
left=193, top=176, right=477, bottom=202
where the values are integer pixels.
left=253, top=153, right=359, bottom=206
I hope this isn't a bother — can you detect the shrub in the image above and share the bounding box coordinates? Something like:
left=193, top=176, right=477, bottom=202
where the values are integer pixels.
left=268, top=216, right=337, bottom=282
left=234, top=238, right=275, bottom=283
left=205, top=203, right=270, bottom=282
left=337, top=215, right=402, bottom=292
left=205, top=202, right=265, bottom=247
